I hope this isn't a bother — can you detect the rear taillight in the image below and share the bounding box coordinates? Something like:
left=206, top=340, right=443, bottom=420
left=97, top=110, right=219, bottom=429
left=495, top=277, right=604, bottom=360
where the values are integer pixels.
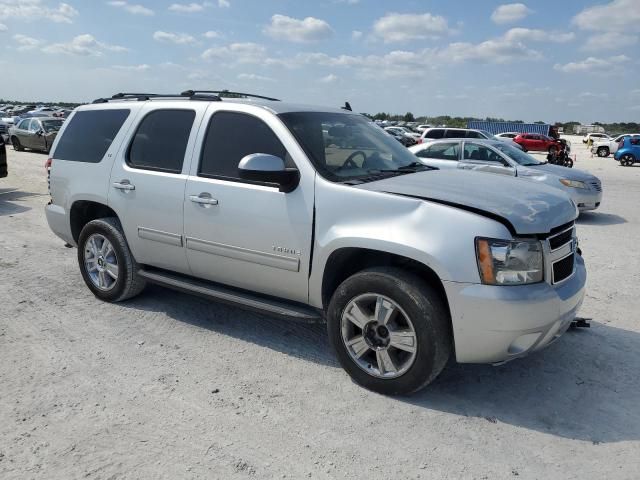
left=417, top=138, right=423, bottom=144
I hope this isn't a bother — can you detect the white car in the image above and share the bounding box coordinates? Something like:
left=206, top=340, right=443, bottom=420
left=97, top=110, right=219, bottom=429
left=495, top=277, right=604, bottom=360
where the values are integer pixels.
left=582, top=133, right=610, bottom=144
left=385, top=126, right=421, bottom=140
left=415, top=124, right=432, bottom=132
left=494, top=132, right=520, bottom=141
left=591, top=134, right=640, bottom=157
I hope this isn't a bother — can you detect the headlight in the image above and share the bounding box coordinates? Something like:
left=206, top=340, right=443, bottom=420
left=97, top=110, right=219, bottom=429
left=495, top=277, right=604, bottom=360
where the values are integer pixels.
left=476, top=238, right=544, bottom=285
left=559, top=179, right=587, bottom=189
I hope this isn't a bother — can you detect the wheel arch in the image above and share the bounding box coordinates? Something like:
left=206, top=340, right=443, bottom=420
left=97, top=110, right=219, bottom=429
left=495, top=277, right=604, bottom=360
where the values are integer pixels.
left=70, top=200, right=119, bottom=243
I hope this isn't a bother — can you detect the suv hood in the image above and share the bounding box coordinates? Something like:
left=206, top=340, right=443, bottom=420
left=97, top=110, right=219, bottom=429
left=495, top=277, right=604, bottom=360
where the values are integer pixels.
left=356, top=170, right=577, bottom=235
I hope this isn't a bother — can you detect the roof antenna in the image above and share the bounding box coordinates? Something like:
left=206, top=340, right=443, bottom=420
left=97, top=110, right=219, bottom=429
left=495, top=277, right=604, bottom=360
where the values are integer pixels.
left=342, top=101, right=352, bottom=111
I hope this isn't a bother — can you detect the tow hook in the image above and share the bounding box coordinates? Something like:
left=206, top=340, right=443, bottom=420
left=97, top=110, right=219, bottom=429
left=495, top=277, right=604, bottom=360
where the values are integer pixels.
left=570, top=317, right=591, bottom=329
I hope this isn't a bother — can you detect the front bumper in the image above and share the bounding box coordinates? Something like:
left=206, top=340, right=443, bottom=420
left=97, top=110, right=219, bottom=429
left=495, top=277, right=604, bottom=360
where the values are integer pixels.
left=569, top=187, right=602, bottom=211
left=444, top=254, right=586, bottom=364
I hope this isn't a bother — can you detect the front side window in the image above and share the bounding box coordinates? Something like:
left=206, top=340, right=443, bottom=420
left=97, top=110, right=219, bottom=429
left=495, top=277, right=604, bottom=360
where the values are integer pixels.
left=17, top=119, right=30, bottom=130
left=444, top=129, right=465, bottom=138
left=463, top=143, right=507, bottom=164
left=128, top=109, right=195, bottom=173
left=416, top=142, right=459, bottom=161
left=29, top=120, right=40, bottom=132
left=199, top=111, right=290, bottom=180
left=54, top=109, right=131, bottom=163
left=279, top=112, right=431, bottom=182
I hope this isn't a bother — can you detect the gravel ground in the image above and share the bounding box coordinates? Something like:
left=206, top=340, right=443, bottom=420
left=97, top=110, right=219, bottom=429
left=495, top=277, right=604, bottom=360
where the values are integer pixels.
left=1, top=136, right=639, bottom=479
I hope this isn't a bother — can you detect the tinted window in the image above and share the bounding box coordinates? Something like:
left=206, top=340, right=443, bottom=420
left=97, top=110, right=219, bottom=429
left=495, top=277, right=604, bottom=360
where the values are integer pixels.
left=128, top=110, right=194, bottom=173
left=444, top=129, right=465, bottom=138
left=463, top=143, right=507, bottom=164
left=424, top=129, right=444, bottom=139
left=54, top=109, right=130, bottom=163
left=416, top=142, right=459, bottom=160
left=466, top=131, right=483, bottom=138
left=200, top=111, right=289, bottom=180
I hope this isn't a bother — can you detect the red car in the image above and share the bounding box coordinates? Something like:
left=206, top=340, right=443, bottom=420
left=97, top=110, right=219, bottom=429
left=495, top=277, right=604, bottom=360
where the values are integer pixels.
left=513, top=133, right=563, bottom=154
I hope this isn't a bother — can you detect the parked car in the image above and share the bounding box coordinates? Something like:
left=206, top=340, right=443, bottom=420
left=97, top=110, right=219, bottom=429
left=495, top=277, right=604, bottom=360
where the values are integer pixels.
left=582, top=133, right=610, bottom=144
left=614, top=136, right=640, bottom=166
left=45, top=91, right=585, bottom=395
left=415, top=124, right=432, bottom=132
left=384, top=127, right=416, bottom=147
left=418, top=127, right=493, bottom=144
left=513, top=133, right=563, bottom=154
left=410, top=139, right=602, bottom=212
left=591, top=133, right=640, bottom=157
left=0, top=135, right=7, bottom=178
left=9, top=117, right=64, bottom=153
left=385, top=126, right=421, bottom=140
left=494, top=132, right=520, bottom=141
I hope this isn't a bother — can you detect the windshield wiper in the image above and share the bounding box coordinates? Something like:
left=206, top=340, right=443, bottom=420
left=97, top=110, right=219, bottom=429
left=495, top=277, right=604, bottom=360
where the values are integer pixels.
left=397, top=161, right=438, bottom=171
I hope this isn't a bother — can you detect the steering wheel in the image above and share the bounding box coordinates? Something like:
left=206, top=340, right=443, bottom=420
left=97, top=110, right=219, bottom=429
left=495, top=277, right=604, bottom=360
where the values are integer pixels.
left=340, top=150, right=367, bottom=170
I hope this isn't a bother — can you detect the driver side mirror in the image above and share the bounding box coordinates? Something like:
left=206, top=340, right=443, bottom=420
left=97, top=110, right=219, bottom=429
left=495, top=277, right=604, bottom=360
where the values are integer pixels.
left=36, top=130, right=44, bottom=136
left=238, top=154, right=300, bottom=193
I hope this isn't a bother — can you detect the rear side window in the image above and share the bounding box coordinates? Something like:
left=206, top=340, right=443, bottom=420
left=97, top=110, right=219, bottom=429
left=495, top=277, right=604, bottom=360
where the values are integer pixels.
left=128, top=109, right=195, bottom=173
left=416, top=142, right=459, bottom=160
left=54, top=109, right=130, bottom=163
left=424, top=129, right=444, bottom=139
left=199, top=111, right=289, bottom=180
left=444, top=129, right=465, bottom=138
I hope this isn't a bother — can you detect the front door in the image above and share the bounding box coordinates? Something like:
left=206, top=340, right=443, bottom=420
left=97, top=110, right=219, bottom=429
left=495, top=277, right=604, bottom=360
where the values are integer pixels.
left=413, top=141, right=461, bottom=170
left=183, top=108, right=314, bottom=303
left=108, top=105, right=206, bottom=275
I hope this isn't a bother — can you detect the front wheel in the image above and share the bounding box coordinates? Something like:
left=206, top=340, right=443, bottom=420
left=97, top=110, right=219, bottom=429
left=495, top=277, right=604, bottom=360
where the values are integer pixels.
left=77, top=217, right=146, bottom=302
left=549, top=146, right=558, bottom=155
left=327, top=267, right=451, bottom=395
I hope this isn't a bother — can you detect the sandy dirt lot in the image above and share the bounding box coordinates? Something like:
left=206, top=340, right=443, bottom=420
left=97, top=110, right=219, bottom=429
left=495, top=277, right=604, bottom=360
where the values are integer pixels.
left=1, top=136, right=639, bottom=479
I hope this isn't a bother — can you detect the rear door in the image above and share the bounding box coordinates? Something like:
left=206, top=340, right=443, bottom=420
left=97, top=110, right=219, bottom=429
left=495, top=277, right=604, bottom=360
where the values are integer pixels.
left=459, top=142, right=516, bottom=176
left=413, top=141, right=460, bottom=169
left=108, top=104, right=207, bottom=275
left=15, top=119, right=34, bottom=148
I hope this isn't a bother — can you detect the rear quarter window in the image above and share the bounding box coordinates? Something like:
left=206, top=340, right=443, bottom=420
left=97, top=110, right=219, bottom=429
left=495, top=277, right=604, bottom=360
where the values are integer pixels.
left=53, top=109, right=130, bottom=163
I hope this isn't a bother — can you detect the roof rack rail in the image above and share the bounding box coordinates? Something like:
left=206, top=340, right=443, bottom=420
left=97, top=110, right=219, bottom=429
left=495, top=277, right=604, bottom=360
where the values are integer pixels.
left=181, top=90, right=280, bottom=101
left=92, top=91, right=222, bottom=104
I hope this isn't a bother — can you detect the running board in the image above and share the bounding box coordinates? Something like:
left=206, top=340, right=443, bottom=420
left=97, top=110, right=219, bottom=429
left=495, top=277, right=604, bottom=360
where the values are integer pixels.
left=137, top=268, right=322, bottom=322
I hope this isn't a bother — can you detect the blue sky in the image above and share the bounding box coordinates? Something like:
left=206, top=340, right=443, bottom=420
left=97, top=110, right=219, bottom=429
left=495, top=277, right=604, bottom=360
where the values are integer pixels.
left=1, top=0, right=638, bottom=122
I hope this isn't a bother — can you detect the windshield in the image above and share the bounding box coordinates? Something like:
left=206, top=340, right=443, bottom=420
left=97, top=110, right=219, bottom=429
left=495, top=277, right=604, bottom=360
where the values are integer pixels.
left=480, top=130, right=493, bottom=138
left=41, top=119, right=64, bottom=133
left=493, top=142, right=544, bottom=166
left=279, top=112, right=428, bottom=182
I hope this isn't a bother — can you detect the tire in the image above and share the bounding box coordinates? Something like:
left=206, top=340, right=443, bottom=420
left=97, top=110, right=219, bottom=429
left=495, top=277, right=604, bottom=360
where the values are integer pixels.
left=327, top=267, right=451, bottom=395
left=11, top=136, right=23, bottom=151
left=77, top=217, right=146, bottom=302
left=564, top=158, right=574, bottom=168
left=597, top=147, right=609, bottom=157
left=548, top=146, right=558, bottom=155
left=621, top=154, right=634, bottom=166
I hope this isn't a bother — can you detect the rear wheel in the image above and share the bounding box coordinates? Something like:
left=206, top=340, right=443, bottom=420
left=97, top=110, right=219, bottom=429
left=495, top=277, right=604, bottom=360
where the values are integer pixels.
left=77, top=217, right=146, bottom=302
left=621, top=154, right=635, bottom=166
left=327, top=267, right=451, bottom=395
left=548, top=145, right=558, bottom=155
left=597, top=147, right=609, bottom=157
left=11, top=136, right=23, bottom=151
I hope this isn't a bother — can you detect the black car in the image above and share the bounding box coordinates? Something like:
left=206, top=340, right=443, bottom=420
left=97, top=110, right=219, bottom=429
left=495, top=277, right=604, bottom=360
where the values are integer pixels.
left=0, top=135, right=7, bottom=178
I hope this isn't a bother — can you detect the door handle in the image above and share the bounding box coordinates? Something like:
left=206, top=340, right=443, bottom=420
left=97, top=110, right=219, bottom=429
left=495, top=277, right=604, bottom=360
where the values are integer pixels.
left=113, top=180, right=135, bottom=191
left=190, top=194, right=219, bottom=206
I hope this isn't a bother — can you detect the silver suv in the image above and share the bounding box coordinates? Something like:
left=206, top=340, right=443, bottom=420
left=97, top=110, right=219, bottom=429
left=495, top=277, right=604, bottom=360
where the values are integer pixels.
left=45, top=91, right=586, bottom=395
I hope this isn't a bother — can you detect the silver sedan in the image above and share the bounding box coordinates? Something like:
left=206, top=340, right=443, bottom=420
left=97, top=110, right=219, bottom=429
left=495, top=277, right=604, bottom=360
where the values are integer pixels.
left=409, top=139, right=602, bottom=212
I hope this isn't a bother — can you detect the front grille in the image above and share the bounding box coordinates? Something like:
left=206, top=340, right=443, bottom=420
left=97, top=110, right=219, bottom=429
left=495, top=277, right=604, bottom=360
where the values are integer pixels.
left=549, top=228, right=573, bottom=250
left=0, top=124, right=6, bottom=134
left=590, top=181, right=602, bottom=192
left=553, top=253, right=575, bottom=284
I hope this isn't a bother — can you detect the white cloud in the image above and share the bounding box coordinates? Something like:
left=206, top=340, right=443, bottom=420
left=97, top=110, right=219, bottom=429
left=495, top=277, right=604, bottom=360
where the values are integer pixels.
left=0, top=0, right=78, bottom=23
left=218, top=0, right=229, bottom=7
left=583, top=31, right=638, bottom=52
left=0, top=23, right=7, bottom=31
left=237, top=73, right=274, bottom=82
left=573, top=0, right=640, bottom=32
left=554, top=55, right=628, bottom=73
left=319, top=73, right=338, bottom=83
left=351, top=30, right=362, bottom=40
left=372, top=12, right=452, bottom=43
left=203, top=31, right=220, bottom=39
left=153, top=31, right=197, bottom=45
left=491, top=3, right=532, bottom=24
left=107, top=1, right=154, bottom=16
left=264, top=14, right=333, bottom=43
left=202, top=42, right=266, bottom=63
left=42, top=34, right=128, bottom=56
left=112, top=64, right=151, bottom=71
left=13, top=34, right=41, bottom=50
left=504, top=28, right=574, bottom=43
left=168, top=2, right=212, bottom=13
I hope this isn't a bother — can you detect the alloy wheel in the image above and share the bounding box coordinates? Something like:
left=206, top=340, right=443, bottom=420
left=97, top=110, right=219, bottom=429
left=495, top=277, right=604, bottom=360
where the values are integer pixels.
left=341, top=293, right=418, bottom=379
left=83, top=233, right=119, bottom=291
